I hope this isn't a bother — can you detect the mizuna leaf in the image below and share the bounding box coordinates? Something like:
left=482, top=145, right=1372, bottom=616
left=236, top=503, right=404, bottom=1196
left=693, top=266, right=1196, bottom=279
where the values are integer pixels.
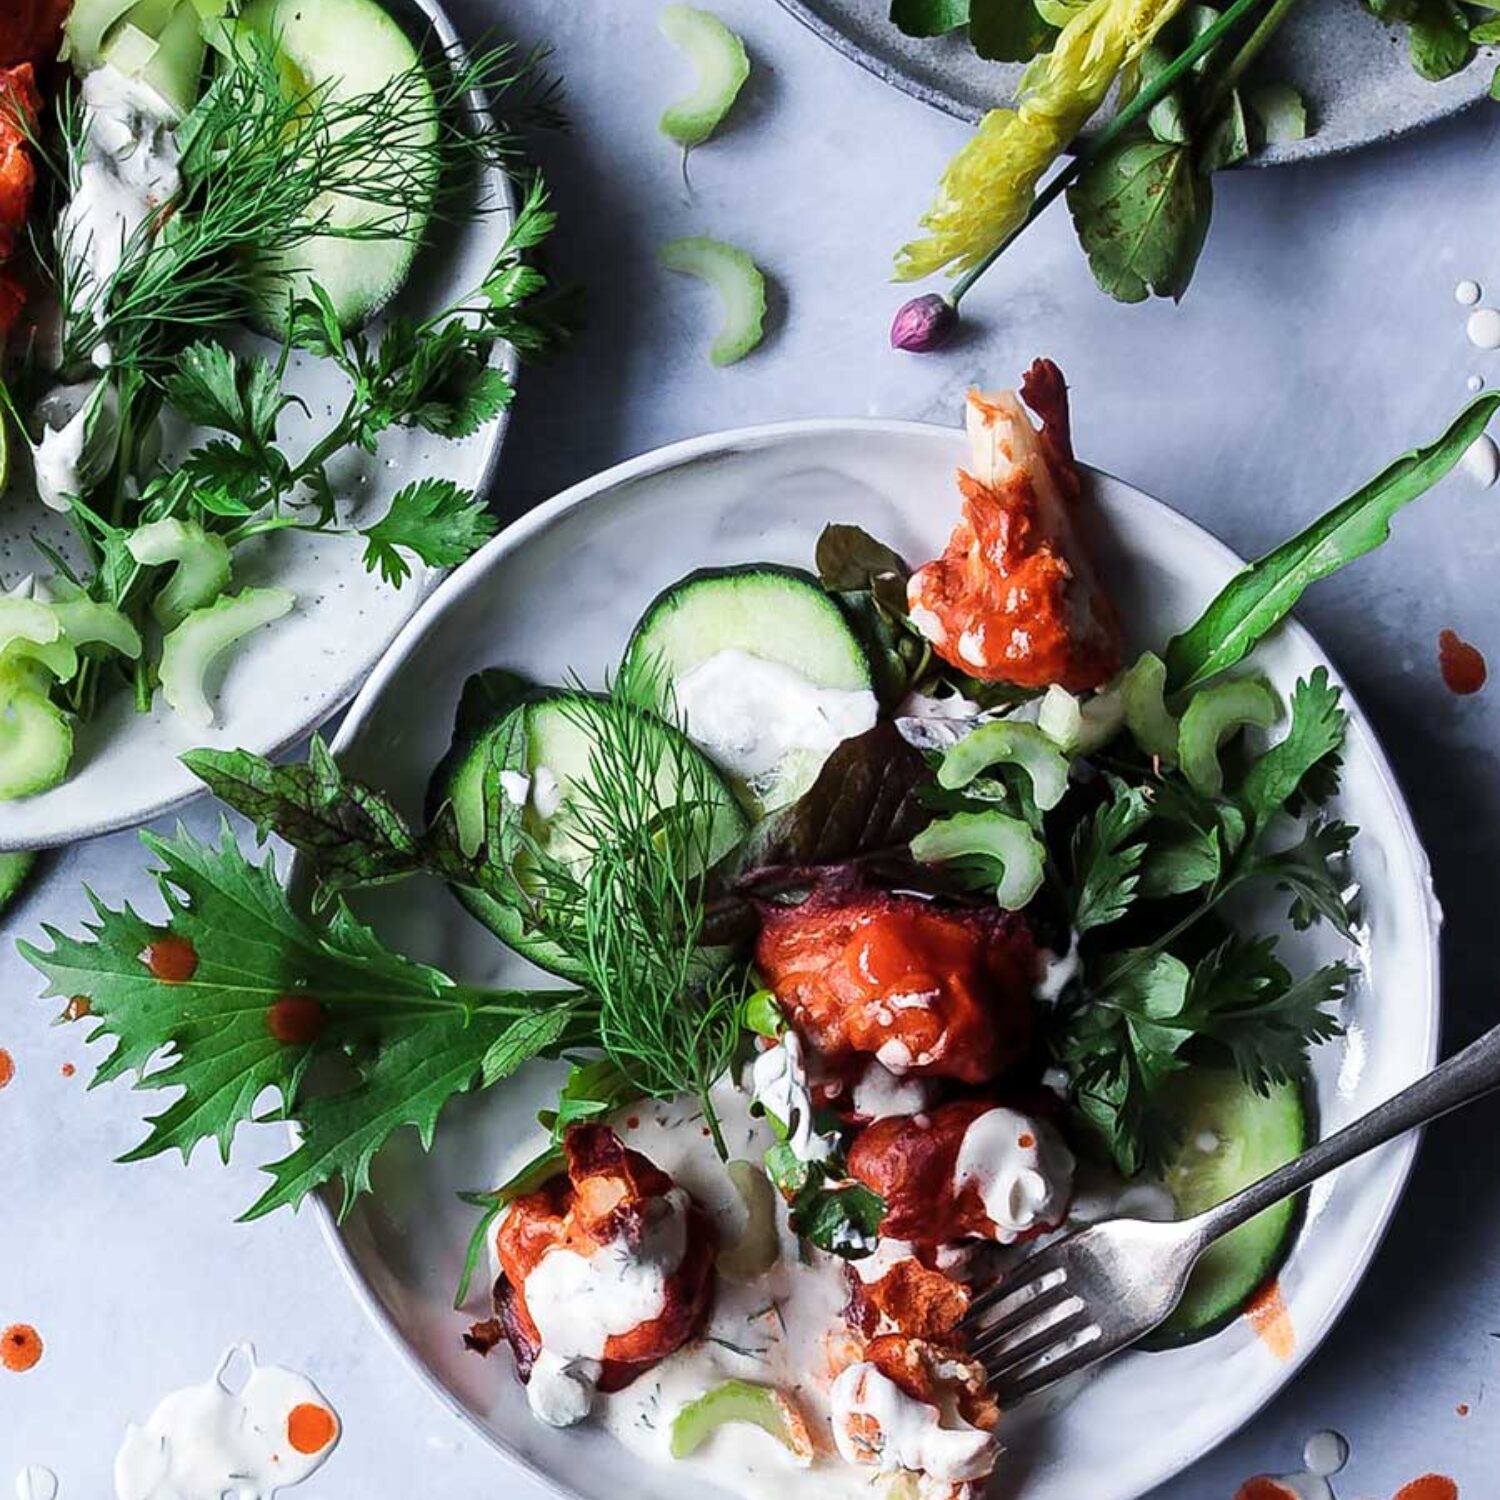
left=1166, top=395, right=1500, bottom=692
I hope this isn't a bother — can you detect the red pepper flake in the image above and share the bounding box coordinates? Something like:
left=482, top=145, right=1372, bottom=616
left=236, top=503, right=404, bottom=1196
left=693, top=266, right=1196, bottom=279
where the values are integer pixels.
left=0, top=1049, right=13, bottom=1090
left=141, top=933, right=199, bottom=984
left=62, top=996, right=91, bottom=1022
left=265, top=995, right=328, bottom=1046
left=1394, top=1477, right=1458, bottom=1500
left=1439, top=629, right=1487, bottom=696
left=1, top=1324, right=42, bottom=1373
left=60, top=1062, right=75, bottom=1078
left=286, top=1402, right=339, bottom=1454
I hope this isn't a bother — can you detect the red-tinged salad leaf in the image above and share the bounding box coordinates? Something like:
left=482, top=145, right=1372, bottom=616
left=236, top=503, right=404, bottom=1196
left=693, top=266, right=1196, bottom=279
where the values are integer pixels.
left=1165, top=394, right=1500, bottom=692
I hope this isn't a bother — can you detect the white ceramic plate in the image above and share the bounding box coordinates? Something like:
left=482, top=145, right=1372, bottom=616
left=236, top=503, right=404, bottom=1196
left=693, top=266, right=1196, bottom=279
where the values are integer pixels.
left=297, top=420, right=1440, bottom=1500
left=0, top=0, right=515, bottom=851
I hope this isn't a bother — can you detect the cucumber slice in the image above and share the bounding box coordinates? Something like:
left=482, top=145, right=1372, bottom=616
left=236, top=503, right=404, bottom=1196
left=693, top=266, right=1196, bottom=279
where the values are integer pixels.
left=0, top=850, right=37, bottom=911
left=659, top=237, right=766, bottom=366
left=157, top=586, right=294, bottom=728
left=127, top=517, right=233, bottom=628
left=938, top=721, right=1070, bottom=811
left=1178, top=678, right=1278, bottom=798
left=1145, top=1069, right=1309, bottom=1347
left=434, top=689, right=748, bottom=979
left=622, top=565, right=877, bottom=814
left=237, top=0, right=438, bottom=332
left=910, top=809, right=1045, bottom=910
left=1122, top=650, right=1178, bottom=764
left=658, top=5, right=750, bottom=149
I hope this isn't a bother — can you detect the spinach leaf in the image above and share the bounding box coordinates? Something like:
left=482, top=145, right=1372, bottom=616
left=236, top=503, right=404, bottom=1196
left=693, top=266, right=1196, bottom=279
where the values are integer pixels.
left=1067, top=139, right=1213, bottom=305
left=1165, top=393, right=1500, bottom=692
left=889, top=0, right=970, bottom=36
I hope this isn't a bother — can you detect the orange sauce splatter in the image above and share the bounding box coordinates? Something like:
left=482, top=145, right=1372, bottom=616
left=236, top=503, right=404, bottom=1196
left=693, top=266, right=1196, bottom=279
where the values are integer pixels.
left=1018, top=1132, right=1036, bottom=1149
left=286, top=1402, right=338, bottom=1454
left=141, top=933, right=198, bottom=983
left=265, top=995, right=327, bottom=1046
left=1439, top=629, right=1487, bottom=695
left=1233, top=1480, right=1300, bottom=1500
left=0, top=1049, right=13, bottom=1089
left=1393, top=1477, right=1458, bottom=1500
left=60, top=1062, right=74, bottom=1078
left=1244, top=1279, right=1295, bottom=1361
left=62, top=996, right=91, bottom=1021
left=626, top=1116, right=641, bottom=1131
left=1, top=1324, right=42, bottom=1372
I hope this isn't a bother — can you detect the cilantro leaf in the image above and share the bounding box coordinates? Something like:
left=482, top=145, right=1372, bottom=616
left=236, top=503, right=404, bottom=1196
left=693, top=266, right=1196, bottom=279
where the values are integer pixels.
left=1238, top=668, right=1347, bottom=826
left=19, top=824, right=591, bottom=1214
left=1250, top=818, right=1358, bottom=936
left=359, top=478, right=498, bottom=586
left=1071, top=779, right=1152, bottom=934
left=166, top=342, right=294, bottom=446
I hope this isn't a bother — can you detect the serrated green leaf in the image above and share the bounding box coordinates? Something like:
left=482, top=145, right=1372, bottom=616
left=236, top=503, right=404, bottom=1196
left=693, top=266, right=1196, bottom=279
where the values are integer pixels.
left=1237, top=668, right=1347, bottom=826
left=360, top=478, right=497, bottom=586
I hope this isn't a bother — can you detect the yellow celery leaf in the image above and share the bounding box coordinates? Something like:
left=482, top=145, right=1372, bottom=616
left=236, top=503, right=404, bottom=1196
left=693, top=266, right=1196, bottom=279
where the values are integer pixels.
left=893, top=0, right=1190, bottom=281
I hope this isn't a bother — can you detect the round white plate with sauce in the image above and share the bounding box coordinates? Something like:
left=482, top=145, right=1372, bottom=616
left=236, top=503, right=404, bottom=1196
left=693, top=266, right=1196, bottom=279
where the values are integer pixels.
left=297, top=418, right=1440, bottom=1500
left=0, top=0, right=515, bottom=851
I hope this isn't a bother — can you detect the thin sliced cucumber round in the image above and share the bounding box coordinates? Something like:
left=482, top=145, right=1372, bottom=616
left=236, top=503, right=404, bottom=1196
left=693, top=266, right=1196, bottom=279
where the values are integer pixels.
left=434, top=688, right=748, bottom=980
left=238, top=0, right=438, bottom=332
left=1144, top=1068, right=1309, bottom=1348
left=622, top=565, right=877, bottom=814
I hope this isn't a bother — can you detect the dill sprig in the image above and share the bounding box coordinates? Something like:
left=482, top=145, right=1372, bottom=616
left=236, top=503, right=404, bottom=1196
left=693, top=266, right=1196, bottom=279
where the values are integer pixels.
left=481, top=670, right=749, bottom=1156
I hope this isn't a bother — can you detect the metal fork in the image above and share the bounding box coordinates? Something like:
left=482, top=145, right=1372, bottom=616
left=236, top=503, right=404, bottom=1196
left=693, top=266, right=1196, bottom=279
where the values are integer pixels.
left=963, top=1021, right=1500, bottom=1404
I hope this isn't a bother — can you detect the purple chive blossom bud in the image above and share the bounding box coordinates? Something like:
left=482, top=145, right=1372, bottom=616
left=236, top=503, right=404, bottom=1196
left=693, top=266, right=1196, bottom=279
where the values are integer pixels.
left=890, top=293, right=958, bottom=353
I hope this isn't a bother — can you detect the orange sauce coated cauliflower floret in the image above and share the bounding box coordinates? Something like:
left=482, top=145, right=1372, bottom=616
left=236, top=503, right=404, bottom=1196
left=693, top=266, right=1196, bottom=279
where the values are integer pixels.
left=755, top=887, right=1037, bottom=1085
left=907, top=360, right=1121, bottom=693
left=485, top=1125, right=716, bottom=1392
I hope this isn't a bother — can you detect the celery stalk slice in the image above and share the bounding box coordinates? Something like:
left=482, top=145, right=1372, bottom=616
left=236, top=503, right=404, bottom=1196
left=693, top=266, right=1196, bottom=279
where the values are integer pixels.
left=127, top=517, right=234, bottom=630
left=659, top=236, right=766, bottom=366
left=658, top=5, right=750, bottom=148
left=938, top=720, right=1071, bottom=810
left=670, top=1380, right=813, bottom=1465
left=1177, top=678, right=1278, bottom=798
left=158, top=587, right=294, bottom=728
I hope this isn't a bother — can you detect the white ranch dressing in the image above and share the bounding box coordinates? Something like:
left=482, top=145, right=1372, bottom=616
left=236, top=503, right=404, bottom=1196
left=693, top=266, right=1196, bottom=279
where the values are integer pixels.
left=673, top=649, right=878, bottom=783
left=1035, top=932, right=1081, bottom=1004
left=851, top=1237, right=917, bottom=1284
left=13, top=1468, right=57, bottom=1500
left=1462, top=433, right=1499, bottom=489
left=850, top=1058, right=930, bottom=1121
left=952, top=1108, right=1074, bottom=1242
left=113, top=1345, right=339, bottom=1500
left=749, top=1032, right=837, bottom=1162
left=61, top=66, right=182, bottom=305
left=1456, top=279, right=1482, bottom=306
left=1467, top=306, right=1500, bottom=350
left=829, top=1363, right=995, bottom=1483
left=32, top=380, right=118, bottom=512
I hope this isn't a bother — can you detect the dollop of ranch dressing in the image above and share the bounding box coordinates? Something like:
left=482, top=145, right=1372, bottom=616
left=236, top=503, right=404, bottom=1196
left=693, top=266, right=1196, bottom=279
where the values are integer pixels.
left=674, top=650, right=878, bottom=785
left=749, top=1032, right=837, bottom=1162
left=32, top=380, right=119, bottom=511
left=849, top=1058, right=930, bottom=1121
left=953, top=1107, right=1074, bottom=1242
left=829, top=1363, right=994, bottom=1483
left=61, top=66, right=182, bottom=305
left=113, top=1345, right=339, bottom=1500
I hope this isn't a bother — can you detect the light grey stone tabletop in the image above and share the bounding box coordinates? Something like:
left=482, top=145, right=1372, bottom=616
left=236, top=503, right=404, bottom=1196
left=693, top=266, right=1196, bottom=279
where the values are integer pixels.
left=4, top=3, right=1499, bottom=1497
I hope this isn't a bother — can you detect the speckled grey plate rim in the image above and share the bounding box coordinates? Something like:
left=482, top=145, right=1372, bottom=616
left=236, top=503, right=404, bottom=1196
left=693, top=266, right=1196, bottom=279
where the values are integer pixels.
left=769, top=0, right=1490, bottom=166
left=291, top=415, right=1441, bottom=1500
left=0, top=0, right=517, bottom=852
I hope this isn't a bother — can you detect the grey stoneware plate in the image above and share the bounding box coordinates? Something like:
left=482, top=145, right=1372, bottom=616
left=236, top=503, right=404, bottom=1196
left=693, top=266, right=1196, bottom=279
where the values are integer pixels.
left=0, top=0, right=515, bottom=850
left=773, top=0, right=1491, bottom=164
left=291, top=418, right=1441, bottom=1500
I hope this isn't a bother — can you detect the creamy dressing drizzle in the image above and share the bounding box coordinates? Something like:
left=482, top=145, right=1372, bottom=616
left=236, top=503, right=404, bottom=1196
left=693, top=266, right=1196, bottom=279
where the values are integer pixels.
left=13, top=1469, right=57, bottom=1500
left=112, top=1346, right=339, bottom=1500
left=673, top=649, right=878, bottom=784
left=850, top=1059, right=931, bottom=1120
left=749, top=1033, right=837, bottom=1162
left=830, top=1364, right=995, bottom=1485
left=952, top=1108, right=1074, bottom=1242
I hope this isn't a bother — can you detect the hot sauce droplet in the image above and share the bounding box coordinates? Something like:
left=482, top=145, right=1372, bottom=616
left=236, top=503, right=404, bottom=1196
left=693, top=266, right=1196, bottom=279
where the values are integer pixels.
left=1394, top=1477, right=1459, bottom=1500
left=1456, top=1402, right=1470, bottom=1417
left=0, top=1049, right=13, bottom=1090
left=1, top=1324, right=43, bottom=1373
left=265, top=995, right=328, bottom=1046
left=141, top=933, right=199, bottom=983
left=62, top=996, right=91, bottom=1022
left=1232, top=1481, right=1299, bottom=1500
left=60, top=1063, right=75, bottom=1078
left=1439, top=629, right=1487, bottom=695
left=1244, top=1279, right=1295, bottom=1361
left=1018, top=1132, right=1036, bottom=1149
left=286, top=1402, right=339, bottom=1454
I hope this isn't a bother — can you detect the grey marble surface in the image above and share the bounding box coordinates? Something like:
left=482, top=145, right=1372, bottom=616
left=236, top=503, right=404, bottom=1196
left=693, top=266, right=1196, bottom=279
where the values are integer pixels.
left=4, top=2, right=1500, bottom=1496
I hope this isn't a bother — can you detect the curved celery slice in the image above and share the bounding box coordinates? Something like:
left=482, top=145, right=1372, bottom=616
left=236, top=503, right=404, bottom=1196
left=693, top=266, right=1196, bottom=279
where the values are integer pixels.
left=659, top=5, right=750, bottom=148
left=1122, top=651, right=1178, bottom=764
left=938, top=720, right=1070, bottom=811
left=0, top=849, right=36, bottom=911
left=0, top=667, right=73, bottom=802
left=51, top=598, right=143, bottom=660
left=670, top=1380, right=813, bottom=1465
left=127, top=518, right=233, bottom=629
left=1037, top=678, right=1124, bottom=755
left=659, top=237, right=766, bottom=366
left=1178, top=678, right=1278, bottom=798
left=911, top=809, right=1044, bottom=910
left=158, top=587, right=294, bottom=728
left=0, top=599, right=63, bottom=657
left=63, top=0, right=140, bottom=65
left=718, top=1160, right=780, bottom=1281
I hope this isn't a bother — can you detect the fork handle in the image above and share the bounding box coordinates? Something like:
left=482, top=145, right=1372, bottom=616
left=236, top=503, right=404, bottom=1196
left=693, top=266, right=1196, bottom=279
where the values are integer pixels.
left=1184, top=1020, right=1500, bottom=1254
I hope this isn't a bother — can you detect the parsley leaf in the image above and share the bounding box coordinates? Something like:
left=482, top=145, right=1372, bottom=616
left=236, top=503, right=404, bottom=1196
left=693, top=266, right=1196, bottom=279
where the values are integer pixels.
left=1238, top=667, right=1346, bottom=825
left=359, top=478, right=498, bottom=586
left=165, top=342, right=294, bottom=447
left=1249, top=817, right=1358, bottom=936
left=1071, top=779, right=1152, bottom=933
